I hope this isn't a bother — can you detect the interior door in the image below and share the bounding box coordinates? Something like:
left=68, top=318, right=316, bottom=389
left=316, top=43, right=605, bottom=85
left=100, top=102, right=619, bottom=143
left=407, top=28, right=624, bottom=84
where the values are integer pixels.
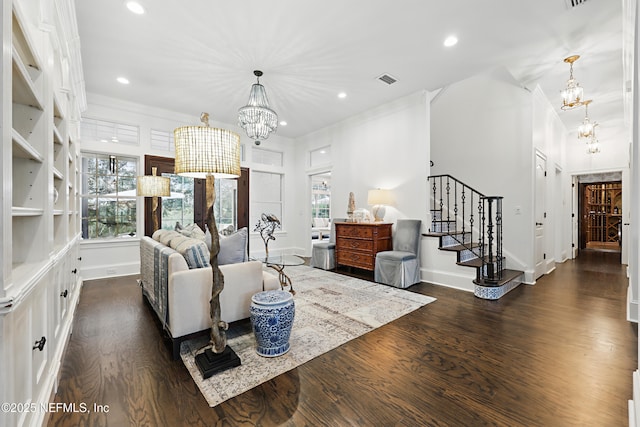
left=534, top=152, right=546, bottom=279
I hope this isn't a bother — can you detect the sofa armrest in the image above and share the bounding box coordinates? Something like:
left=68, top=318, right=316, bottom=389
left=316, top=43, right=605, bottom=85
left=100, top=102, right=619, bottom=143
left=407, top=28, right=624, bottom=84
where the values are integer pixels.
left=219, top=260, right=264, bottom=323
left=168, top=267, right=212, bottom=338
left=263, top=270, right=280, bottom=290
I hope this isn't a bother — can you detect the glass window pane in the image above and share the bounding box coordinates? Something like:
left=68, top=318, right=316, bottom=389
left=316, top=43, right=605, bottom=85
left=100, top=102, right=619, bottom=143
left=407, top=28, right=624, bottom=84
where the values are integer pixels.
left=310, top=146, right=331, bottom=168
left=118, top=159, right=137, bottom=176
left=97, top=158, right=110, bottom=175
left=81, top=154, right=138, bottom=239
left=118, top=177, right=136, bottom=194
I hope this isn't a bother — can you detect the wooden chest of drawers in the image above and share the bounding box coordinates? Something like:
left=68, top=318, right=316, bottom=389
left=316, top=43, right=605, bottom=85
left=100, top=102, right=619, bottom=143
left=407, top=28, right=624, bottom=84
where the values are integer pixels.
left=335, top=222, right=393, bottom=271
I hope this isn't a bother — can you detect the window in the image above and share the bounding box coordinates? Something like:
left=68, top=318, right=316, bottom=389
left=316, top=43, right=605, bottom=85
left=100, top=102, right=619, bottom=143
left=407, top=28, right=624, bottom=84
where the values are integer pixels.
left=81, top=154, right=138, bottom=239
left=251, top=171, right=283, bottom=228
left=311, top=174, right=331, bottom=219
left=214, top=178, right=238, bottom=230
left=310, top=146, right=331, bottom=168
left=150, top=129, right=175, bottom=152
left=81, top=117, right=139, bottom=145
left=160, top=174, right=237, bottom=232
left=161, top=174, right=195, bottom=230
left=252, top=147, right=283, bottom=166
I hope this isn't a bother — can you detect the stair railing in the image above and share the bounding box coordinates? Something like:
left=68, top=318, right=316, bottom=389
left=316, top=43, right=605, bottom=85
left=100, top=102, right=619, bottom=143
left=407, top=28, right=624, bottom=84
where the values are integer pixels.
left=428, top=175, right=503, bottom=284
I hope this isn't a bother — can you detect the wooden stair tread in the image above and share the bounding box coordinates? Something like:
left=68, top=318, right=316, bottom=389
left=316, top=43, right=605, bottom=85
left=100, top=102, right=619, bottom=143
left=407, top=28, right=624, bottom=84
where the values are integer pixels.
left=423, top=231, right=468, bottom=237
left=439, top=243, right=480, bottom=252
left=474, top=269, right=524, bottom=287
left=456, top=256, right=504, bottom=268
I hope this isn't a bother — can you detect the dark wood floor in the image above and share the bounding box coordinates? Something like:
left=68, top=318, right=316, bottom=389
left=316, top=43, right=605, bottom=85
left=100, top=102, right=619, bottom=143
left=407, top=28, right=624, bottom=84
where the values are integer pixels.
left=48, top=251, right=637, bottom=426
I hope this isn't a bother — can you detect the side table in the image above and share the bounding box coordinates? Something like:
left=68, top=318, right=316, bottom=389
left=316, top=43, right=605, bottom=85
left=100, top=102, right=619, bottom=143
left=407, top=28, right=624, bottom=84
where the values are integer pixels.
left=256, top=254, right=305, bottom=294
left=250, top=290, right=295, bottom=357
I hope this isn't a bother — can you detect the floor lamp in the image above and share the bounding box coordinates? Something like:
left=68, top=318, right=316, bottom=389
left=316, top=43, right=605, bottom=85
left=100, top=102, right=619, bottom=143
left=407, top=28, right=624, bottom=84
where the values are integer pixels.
left=137, top=167, right=170, bottom=233
left=174, top=113, right=241, bottom=379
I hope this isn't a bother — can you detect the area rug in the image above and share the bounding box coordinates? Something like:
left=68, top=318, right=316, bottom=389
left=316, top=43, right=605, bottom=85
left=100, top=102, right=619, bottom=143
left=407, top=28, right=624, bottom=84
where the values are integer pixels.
left=180, top=265, right=436, bottom=407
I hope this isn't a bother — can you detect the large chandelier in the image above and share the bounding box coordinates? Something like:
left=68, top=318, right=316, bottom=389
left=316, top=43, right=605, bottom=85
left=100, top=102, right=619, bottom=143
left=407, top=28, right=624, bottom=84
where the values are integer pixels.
left=578, top=100, right=596, bottom=141
left=560, top=55, right=584, bottom=110
left=238, top=70, right=278, bottom=145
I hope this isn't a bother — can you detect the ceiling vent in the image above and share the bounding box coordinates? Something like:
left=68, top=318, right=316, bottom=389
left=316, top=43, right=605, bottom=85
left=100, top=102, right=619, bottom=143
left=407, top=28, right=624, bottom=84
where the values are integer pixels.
left=565, top=0, right=587, bottom=8
left=377, top=73, right=398, bottom=85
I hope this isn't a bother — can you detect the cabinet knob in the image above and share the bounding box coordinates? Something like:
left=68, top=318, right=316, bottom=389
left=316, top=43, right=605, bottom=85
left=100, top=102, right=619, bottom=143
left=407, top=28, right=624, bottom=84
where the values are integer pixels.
left=78, top=257, right=82, bottom=261
left=33, top=336, right=46, bottom=352
left=60, top=289, right=68, bottom=298
left=72, top=268, right=77, bottom=274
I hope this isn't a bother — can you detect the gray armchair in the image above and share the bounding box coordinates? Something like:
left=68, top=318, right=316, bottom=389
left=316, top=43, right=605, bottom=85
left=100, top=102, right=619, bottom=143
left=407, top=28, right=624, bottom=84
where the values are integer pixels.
left=310, top=218, right=346, bottom=270
left=374, top=219, right=422, bottom=288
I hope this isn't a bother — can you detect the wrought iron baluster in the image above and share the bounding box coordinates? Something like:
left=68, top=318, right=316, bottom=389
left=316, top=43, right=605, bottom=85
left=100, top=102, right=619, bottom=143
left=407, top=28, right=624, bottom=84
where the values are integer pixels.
left=445, top=177, right=451, bottom=233
left=486, top=198, right=494, bottom=281
left=496, top=197, right=503, bottom=281
left=461, top=186, right=466, bottom=241
left=431, top=177, right=437, bottom=232
left=438, top=176, right=444, bottom=232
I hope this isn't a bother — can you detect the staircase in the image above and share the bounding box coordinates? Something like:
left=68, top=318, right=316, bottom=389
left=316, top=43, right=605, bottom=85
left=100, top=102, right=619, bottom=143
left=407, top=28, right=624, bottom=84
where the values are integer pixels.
left=425, top=174, right=523, bottom=300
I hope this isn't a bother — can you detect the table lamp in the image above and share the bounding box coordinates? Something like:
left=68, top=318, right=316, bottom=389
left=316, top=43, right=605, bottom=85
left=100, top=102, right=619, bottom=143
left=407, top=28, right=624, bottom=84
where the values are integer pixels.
left=137, top=167, right=170, bottom=233
left=367, top=189, right=393, bottom=222
left=174, top=112, right=241, bottom=378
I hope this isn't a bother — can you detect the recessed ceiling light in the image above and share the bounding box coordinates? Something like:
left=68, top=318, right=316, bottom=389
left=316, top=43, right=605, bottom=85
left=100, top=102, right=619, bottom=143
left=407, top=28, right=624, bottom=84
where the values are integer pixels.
left=444, top=35, right=458, bottom=47
left=279, top=121, right=287, bottom=126
left=126, top=1, right=145, bottom=14
left=117, top=77, right=130, bottom=85
left=338, top=92, right=347, bottom=99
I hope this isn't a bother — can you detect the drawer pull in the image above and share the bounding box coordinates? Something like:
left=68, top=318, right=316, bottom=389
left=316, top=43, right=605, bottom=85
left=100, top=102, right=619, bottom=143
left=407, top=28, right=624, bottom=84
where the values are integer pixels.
left=71, top=268, right=77, bottom=274
left=60, top=289, right=68, bottom=298
left=33, top=336, right=46, bottom=352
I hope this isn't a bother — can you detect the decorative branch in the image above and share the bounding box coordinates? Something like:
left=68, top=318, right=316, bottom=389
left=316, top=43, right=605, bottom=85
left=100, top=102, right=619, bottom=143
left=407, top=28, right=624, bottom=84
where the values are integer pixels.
left=254, top=213, right=281, bottom=258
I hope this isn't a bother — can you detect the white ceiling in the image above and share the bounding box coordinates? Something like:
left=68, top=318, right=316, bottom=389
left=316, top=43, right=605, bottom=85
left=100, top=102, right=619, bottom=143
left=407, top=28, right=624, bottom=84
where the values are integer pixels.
left=75, top=0, right=626, bottom=142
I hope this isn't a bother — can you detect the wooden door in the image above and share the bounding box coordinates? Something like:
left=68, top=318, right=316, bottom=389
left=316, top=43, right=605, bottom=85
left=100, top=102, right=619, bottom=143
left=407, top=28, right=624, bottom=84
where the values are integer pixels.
left=143, top=155, right=249, bottom=236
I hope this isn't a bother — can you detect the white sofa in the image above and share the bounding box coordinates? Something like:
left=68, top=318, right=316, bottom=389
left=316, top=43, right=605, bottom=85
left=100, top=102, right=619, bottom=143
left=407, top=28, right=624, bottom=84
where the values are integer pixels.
left=311, top=217, right=331, bottom=240
left=140, top=235, right=279, bottom=358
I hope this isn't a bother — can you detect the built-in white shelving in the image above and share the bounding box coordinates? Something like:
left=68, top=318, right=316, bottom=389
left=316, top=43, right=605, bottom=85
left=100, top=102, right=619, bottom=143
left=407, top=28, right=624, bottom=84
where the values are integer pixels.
left=1, top=1, right=85, bottom=426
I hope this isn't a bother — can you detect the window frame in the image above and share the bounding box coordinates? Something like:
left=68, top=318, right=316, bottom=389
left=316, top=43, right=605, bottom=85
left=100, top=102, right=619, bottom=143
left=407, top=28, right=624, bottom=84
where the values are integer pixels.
left=80, top=152, right=139, bottom=240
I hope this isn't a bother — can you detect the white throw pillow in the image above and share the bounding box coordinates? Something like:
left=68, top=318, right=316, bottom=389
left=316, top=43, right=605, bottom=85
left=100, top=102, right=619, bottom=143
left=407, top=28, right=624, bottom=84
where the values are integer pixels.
left=218, top=227, right=248, bottom=265
left=178, top=223, right=205, bottom=240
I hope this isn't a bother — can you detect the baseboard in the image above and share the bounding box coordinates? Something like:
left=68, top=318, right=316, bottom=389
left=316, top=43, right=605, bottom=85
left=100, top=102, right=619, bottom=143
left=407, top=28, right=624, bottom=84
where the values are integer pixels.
left=421, top=268, right=475, bottom=292
left=81, top=261, right=140, bottom=280
left=631, top=371, right=640, bottom=427
left=628, top=285, right=638, bottom=323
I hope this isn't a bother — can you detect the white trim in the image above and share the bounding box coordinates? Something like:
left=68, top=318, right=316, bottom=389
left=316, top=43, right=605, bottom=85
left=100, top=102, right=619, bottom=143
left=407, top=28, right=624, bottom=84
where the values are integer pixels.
left=628, top=285, right=638, bottom=323
left=81, top=261, right=140, bottom=281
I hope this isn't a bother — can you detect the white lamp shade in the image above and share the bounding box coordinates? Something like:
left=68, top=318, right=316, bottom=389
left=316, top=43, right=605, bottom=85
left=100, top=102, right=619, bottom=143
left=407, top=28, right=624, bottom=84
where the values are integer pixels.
left=367, top=189, right=394, bottom=206
left=174, top=125, right=241, bottom=179
left=137, top=174, right=170, bottom=197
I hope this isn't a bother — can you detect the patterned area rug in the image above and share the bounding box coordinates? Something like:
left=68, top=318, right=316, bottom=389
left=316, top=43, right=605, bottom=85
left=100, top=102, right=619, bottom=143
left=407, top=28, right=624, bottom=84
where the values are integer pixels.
left=180, top=265, right=436, bottom=407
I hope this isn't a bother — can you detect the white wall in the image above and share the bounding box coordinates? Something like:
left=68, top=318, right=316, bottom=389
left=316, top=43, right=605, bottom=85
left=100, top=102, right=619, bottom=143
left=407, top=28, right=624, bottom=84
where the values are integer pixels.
left=294, top=91, right=430, bottom=257
left=430, top=67, right=535, bottom=281
left=531, top=86, right=571, bottom=269
left=79, top=94, right=297, bottom=280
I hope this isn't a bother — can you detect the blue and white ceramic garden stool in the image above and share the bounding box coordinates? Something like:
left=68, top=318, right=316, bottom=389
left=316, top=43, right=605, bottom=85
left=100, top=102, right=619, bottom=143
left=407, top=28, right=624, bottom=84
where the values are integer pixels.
left=250, top=290, right=295, bottom=357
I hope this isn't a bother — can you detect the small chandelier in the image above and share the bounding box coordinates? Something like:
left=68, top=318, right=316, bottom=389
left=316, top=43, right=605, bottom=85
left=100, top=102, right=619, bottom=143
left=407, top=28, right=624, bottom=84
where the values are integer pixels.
left=586, top=124, right=600, bottom=154
left=238, top=70, right=278, bottom=145
left=578, top=99, right=596, bottom=141
left=560, top=55, right=584, bottom=110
